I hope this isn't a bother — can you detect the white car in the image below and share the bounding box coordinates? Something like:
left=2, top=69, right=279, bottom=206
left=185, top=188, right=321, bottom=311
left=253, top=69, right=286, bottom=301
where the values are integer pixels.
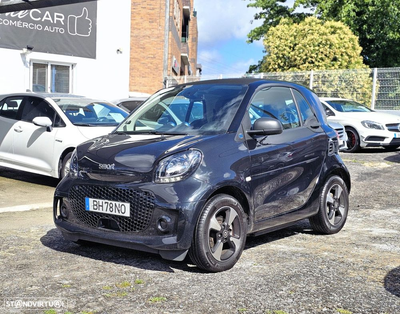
left=320, top=97, right=400, bottom=152
left=328, top=121, right=348, bottom=151
left=0, top=93, right=128, bottom=179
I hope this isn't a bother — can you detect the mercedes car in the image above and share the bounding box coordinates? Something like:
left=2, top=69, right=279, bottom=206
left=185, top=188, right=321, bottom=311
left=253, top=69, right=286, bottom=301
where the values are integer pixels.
left=320, top=97, right=400, bottom=152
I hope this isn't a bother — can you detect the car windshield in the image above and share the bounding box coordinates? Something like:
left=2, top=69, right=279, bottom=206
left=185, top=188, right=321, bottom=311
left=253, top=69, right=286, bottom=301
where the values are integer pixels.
left=326, top=100, right=372, bottom=113
left=115, top=83, right=248, bottom=135
left=54, top=98, right=128, bottom=126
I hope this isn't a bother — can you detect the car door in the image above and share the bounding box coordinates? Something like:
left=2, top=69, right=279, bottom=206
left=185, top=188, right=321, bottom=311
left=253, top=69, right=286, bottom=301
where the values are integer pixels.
left=247, top=86, right=327, bottom=230
left=0, top=97, right=24, bottom=163
left=11, top=96, right=58, bottom=174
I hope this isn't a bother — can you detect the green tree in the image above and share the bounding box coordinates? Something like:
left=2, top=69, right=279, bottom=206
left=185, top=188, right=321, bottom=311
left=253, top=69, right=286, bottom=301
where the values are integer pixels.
left=260, top=17, right=365, bottom=72
left=247, top=0, right=400, bottom=68
left=258, top=18, right=374, bottom=106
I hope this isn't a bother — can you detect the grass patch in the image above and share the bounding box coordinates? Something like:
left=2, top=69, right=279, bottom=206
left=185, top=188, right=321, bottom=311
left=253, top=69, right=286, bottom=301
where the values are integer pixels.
left=148, top=296, right=167, bottom=303
left=134, top=279, right=144, bottom=284
left=115, top=280, right=131, bottom=288
left=337, top=309, right=352, bottom=314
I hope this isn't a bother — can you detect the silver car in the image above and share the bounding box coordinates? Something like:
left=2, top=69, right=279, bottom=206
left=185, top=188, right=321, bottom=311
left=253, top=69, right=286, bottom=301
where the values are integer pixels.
left=329, top=121, right=348, bottom=151
left=0, top=93, right=128, bottom=179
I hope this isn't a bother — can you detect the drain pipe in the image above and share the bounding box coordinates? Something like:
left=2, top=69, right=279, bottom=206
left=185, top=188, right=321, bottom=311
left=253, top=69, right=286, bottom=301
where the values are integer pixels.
left=163, top=0, right=170, bottom=88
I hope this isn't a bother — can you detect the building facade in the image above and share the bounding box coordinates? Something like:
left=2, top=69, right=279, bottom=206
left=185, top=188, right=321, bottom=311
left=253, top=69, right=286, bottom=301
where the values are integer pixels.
left=0, top=0, right=198, bottom=99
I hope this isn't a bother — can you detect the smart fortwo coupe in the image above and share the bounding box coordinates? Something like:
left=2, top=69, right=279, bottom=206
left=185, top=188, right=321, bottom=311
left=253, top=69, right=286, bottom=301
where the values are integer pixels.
left=54, top=79, right=351, bottom=272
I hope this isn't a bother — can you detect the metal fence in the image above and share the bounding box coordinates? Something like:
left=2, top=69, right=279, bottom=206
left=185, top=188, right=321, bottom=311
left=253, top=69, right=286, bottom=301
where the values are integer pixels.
left=166, top=67, right=400, bottom=110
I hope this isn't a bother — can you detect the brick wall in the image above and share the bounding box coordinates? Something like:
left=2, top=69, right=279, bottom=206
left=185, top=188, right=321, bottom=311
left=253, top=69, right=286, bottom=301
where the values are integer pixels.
left=129, top=1, right=167, bottom=94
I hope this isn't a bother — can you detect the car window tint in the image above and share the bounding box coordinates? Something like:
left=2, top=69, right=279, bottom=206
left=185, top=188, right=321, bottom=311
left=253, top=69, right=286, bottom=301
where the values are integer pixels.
left=21, top=97, right=56, bottom=123
left=293, top=89, right=315, bottom=123
left=250, top=87, right=300, bottom=129
left=118, top=84, right=247, bottom=135
left=0, top=97, right=23, bottom=120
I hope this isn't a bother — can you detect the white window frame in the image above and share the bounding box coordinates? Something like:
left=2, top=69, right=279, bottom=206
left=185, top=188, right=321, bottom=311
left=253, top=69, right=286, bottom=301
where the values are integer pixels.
left=30, top=61, right=74, bottom=94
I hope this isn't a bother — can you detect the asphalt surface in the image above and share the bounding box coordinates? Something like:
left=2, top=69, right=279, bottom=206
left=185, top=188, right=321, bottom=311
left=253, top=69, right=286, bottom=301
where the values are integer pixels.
left=0, top=166, right=58, bottom=213
left=0, top=149, right=399, bottom=314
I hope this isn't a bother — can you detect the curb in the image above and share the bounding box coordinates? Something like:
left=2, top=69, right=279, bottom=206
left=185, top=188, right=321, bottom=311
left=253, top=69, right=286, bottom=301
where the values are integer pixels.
left=0, top=203, right=53, bottom=213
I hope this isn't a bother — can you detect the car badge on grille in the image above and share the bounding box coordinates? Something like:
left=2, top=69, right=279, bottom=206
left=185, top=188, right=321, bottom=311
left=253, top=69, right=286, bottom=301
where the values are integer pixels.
left=99, top=163, right=115, bottom=170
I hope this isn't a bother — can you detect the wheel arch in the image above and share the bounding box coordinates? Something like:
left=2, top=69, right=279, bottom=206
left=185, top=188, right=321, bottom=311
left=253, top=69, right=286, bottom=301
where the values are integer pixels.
left=207, top=186, right=251, bottom=227
left=325, top=167, right=351, bottom=194
left=58, top=147, right=75, bottom=178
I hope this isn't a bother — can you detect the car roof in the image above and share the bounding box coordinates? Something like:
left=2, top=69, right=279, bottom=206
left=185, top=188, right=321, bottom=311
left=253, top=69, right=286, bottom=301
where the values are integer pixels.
left=320, top=97, right=353, bottom=101
left=0, top=92, right=86, bottom=99
left=177, top=78, right=302, bottom=87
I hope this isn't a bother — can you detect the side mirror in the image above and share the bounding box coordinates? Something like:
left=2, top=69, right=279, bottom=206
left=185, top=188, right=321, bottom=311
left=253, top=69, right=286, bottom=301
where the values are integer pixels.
left=325, top=108, right=335, bottom=117
left=33, top=116, right=53, bottom=131
left=247, top=117, right=283, bottom=136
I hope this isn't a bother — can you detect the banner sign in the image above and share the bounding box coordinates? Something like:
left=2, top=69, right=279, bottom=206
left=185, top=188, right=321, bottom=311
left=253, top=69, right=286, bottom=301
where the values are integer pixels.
left=0, top=1, right=97, bottom=58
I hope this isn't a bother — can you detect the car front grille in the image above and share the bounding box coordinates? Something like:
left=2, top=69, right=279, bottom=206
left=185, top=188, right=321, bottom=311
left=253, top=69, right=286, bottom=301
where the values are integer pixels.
left=386, top=123, right=400, bottom=132
left=68, top=185, right=155, bottom=232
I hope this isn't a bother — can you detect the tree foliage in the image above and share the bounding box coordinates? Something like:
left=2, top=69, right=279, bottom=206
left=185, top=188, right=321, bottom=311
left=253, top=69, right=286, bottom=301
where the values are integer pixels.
left=260, top=17, right=366, bottom=72
left=247, top=0, right=400, bottom=67
left=258, top=18, right=374, bottom=106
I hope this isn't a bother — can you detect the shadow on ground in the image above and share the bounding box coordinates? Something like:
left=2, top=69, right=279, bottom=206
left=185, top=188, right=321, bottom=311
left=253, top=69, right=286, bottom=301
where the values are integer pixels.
left=0, top=166, right=59, bottom=187
left=40, top=220, right=314, bottom=274
left=385, top=266, right=400, bottom=298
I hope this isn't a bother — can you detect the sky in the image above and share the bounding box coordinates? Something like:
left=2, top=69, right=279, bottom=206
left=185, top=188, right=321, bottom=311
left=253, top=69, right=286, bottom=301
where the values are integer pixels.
left=195, top=0, right=265, bottom=78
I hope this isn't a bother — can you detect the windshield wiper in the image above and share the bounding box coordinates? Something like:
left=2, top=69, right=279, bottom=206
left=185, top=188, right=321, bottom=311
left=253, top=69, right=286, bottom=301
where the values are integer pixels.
left=73, top=123, right=93, bottom=126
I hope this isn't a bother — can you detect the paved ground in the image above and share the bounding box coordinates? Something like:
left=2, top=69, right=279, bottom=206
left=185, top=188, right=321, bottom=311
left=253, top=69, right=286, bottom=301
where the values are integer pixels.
left=0, top=150, right=399, bottom=314
left=0, top=167, right=57, bottom=213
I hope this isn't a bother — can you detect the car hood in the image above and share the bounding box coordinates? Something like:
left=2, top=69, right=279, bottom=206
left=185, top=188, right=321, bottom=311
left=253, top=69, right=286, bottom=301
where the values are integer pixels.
left=76, top=133, right=213, bottom=179
left=76, top=126, right=117, bottom=140
left=335, top=111, right=400, bottom=123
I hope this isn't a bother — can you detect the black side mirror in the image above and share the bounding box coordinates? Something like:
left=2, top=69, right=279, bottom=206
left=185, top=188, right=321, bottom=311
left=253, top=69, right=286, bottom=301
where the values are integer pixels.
left=325, top=108, right=335, bottom=117
left=247, top=117, right=283, bottom=136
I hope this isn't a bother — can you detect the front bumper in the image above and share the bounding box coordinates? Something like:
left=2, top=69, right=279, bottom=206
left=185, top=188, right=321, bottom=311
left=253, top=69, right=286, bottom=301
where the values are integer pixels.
left=359, top=130, right=400, bottom=148
left=53, top=180, right=202, bottom=261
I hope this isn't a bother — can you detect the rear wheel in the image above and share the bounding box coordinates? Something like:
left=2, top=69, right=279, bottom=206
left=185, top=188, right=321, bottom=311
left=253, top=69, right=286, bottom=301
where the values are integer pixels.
left=189, top=194, right=247, bottom=272
left=309, top=175, right=349, bottom=234
left=345, top=127, right=360, bottom=153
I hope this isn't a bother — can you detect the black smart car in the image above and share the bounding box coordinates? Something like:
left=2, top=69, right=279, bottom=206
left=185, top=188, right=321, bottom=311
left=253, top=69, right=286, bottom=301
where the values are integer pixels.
left=54, top=79, right=351, bottom=272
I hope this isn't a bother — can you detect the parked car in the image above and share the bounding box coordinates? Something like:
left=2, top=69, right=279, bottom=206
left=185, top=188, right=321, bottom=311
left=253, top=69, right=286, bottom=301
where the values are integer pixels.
left=320, top=97, right=400, bottom=152
left=54, top=79, right=351, bottom=272
left=0, top=93, right=128, bottom=179
left=328, top=121, right=348, bottom=151
left=112, top=97, right=148, bottom=112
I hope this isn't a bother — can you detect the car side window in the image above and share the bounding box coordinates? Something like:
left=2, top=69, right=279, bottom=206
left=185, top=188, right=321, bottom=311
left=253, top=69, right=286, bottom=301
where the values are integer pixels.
left=20, top=97, right=56, bottom=123
left=292, top=90, right=315, bottom=123
left=0, top=97, right=23, bottom=120
left=249, top=87, right=300, bottom=129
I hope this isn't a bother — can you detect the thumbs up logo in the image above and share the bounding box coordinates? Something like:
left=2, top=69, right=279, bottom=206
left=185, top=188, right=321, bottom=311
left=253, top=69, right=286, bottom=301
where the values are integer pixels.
left=68, top=7, right=92, bottom=37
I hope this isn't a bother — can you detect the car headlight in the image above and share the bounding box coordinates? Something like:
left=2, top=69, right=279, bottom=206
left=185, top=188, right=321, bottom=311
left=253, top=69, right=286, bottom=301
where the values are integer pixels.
left=155, top=150, right=202, bottom=183
left=69, top=149, right=80, bottom=178
left=361, top=120, right=384, bottom=130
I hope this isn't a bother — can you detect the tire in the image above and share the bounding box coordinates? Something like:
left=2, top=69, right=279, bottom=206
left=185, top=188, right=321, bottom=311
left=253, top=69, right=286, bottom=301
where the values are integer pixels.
left=60, top=152, right=73, bottom=179
left=309, top=175, right=349, bottom=234
left=344, top=127, right=360, bottom=153
left=189, top=194, right=247, bottom=272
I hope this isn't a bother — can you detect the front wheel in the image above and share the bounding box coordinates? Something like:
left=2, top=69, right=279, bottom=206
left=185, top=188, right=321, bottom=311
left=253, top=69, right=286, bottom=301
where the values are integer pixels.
left=60, top=152, right=72, bottom=179
left=344, top=127, right=360, bottom=153
left=309, top=175, right=349, bottom=234
left=189, top=194, right=247, bottom=272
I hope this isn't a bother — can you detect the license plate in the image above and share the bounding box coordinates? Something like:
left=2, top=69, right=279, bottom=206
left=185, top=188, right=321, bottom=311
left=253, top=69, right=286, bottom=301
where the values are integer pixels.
left=85, top=197, right=130, bottom=217
left=394, top=133, right=400, bottom=138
